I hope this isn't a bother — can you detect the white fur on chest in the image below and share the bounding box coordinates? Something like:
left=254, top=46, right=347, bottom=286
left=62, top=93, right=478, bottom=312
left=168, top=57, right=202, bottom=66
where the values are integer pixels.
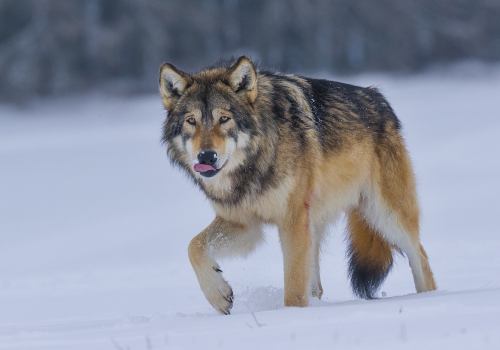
left=212, top=176, right=295, bottom=225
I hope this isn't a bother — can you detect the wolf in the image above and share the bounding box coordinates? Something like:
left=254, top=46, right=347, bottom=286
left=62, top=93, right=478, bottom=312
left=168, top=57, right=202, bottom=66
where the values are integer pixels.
left=159, top=56, right=436, bottom=314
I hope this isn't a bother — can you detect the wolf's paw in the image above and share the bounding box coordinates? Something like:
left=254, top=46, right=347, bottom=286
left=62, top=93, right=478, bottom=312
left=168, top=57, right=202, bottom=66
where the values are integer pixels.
left=202, top=269, right=234, bottom=315
left=311, top=282, right=323, bottom=299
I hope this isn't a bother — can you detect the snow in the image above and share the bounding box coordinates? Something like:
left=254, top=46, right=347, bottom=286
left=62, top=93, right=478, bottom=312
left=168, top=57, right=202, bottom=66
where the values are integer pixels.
left=1, top=64, right=500, bottom=349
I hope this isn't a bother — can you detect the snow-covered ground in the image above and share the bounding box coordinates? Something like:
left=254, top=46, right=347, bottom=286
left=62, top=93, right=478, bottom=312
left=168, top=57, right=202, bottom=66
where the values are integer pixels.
left=1, top=63, right=499, bottom=349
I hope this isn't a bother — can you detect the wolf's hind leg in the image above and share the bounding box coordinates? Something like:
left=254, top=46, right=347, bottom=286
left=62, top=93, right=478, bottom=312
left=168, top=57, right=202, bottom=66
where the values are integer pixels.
left=363, top=140, right=437, bottom=293
left=188, top=217, right=263, bottom=315
left=375, top=220, right=436, bottom=293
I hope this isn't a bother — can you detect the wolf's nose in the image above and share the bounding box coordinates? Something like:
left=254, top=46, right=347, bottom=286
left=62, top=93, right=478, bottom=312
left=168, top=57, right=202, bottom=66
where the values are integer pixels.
left=198, top=151, right=217, bottom=166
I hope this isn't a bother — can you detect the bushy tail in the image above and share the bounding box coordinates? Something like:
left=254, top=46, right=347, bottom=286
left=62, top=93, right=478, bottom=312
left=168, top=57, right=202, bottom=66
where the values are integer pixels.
left=347, top=208, right=394, bottom=299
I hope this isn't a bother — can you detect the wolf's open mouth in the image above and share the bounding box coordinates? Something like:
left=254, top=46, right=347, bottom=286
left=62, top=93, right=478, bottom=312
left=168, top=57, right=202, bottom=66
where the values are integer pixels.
left=193, top=162, right=225, bottom=178
left=194, top=163, right=216, bottom=173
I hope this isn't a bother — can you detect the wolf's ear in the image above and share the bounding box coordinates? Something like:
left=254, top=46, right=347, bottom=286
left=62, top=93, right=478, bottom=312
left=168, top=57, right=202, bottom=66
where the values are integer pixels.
left=227, top=56, right=258, bottom=103
left=159, top=63, right=191, bottom=111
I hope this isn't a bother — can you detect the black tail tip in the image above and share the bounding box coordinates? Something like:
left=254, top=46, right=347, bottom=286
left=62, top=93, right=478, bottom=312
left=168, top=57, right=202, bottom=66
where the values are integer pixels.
left=347, top=251, right=393, bottom=300
left=349, top=264, right=391, bottom=299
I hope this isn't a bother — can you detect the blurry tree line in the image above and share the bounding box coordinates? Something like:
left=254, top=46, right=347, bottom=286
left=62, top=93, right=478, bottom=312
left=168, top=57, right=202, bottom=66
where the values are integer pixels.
left=0, top=0, right=499, bottom=100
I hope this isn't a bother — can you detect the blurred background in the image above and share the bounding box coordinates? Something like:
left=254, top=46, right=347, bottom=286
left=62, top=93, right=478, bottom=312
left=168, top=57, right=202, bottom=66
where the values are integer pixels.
left=1, top=0, right=500, bottom=101
left=1, top=1, right=500, bottom=347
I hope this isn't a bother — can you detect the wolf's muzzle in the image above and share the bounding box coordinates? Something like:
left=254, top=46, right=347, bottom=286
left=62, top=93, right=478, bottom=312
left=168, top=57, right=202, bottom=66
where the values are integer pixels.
left=195, top=150, right=220, bottom=177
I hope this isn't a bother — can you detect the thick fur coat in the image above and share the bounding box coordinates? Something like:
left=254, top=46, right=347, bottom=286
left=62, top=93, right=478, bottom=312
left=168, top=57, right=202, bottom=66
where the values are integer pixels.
left=159, top=56, right=436, bottom=314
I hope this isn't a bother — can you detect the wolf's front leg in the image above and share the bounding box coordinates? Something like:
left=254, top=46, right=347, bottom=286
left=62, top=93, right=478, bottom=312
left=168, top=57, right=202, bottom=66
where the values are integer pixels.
left=310, top=221, right=326, bottom=299
left=188, top=216, right=263, bottom=314
left=279, top=206, right=312, bottom=307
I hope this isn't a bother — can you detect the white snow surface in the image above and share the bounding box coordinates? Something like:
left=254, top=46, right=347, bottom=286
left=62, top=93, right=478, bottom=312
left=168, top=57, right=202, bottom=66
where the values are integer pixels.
left=1, top=64, right=500, bottom=349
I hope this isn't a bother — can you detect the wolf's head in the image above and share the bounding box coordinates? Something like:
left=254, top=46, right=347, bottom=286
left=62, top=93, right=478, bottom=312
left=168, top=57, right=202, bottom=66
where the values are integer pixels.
left=159, top=56, right=273, bottom=203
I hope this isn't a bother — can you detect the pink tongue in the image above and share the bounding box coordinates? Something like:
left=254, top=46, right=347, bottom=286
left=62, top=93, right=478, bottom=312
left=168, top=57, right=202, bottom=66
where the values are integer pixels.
left=194, top=163, right=216, bottom=172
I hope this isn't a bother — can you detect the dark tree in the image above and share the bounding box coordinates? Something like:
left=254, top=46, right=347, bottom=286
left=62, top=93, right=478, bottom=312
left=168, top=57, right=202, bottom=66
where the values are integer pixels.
left=0, top=0, right=499, bottom=101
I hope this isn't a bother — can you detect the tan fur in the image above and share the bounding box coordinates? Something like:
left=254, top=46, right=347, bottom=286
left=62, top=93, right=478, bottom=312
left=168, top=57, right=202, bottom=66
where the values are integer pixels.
left=348, top=208, right=394, bottom=275
left=159, top=56, right=437, bottom=314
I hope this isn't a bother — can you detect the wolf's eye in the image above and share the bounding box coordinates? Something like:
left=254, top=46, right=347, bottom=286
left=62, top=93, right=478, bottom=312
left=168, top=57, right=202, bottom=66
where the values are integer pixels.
left=220, top=115, right=231, bottom=124
left=186, top=117, right=196, bottom=126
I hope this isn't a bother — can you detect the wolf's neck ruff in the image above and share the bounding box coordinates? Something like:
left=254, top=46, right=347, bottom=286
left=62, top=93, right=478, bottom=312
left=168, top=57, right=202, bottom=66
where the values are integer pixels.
left=197, top=140, right=280, bottom=207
